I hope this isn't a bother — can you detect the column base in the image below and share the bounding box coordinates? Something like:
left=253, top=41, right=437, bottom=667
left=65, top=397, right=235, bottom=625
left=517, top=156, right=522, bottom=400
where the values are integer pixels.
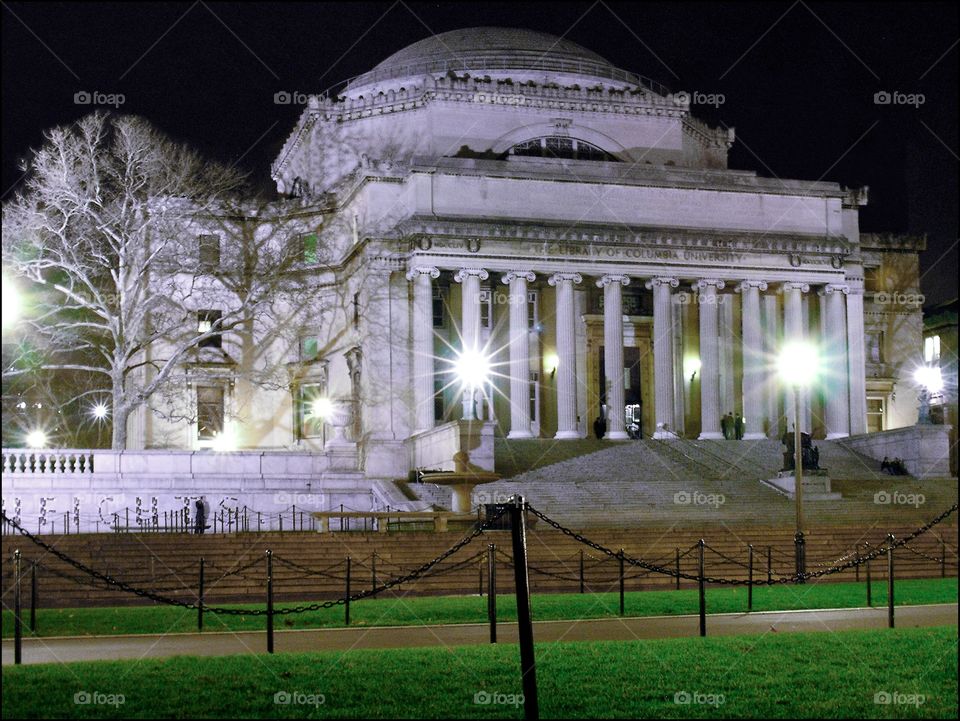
left=652, top=430, right=678, bottom=440
left=554, top=430, right=581, bottom=440
left=742, top=432, right=767, bottom=440
left=698, top=431, right=724, bottom=440
left=507, top=429, right=534, bottom=439
left=826, top=432, right=850, bottom=440
left=604, top=431, right=630, bottom=440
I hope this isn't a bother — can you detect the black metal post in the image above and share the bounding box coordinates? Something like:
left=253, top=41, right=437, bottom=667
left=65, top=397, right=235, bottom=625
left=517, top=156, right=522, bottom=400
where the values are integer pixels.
left=478, top=555, right=483, bottom=596
left=747, top=544, right=753, bottom=612
left=855, top=548, right=860, bottom=582
left=266, top=550, right=274, bottom=654
left=30, top=562, right=37, bottom=632
left=618, top=549, right=625, bottom=617
left=675, top=547, right=680, bottom=590
left=579, top=549, right=585, bottom=594
left=794, top=531, right=805, bottom=583
left=372, top=552, right=377, bottom=592
left=487, top=543, right=497, bottom=644
left=866, top=546, right=872, bottom=607
left=292, top=505, right=296, bottom=531
left=698, top=539, right=706, bottom=637
left=887, top=534, right=895, bottom=629
left=14, top=549, right=22, bottom=664
left=198, top=557, right=205, bottom=631
left=258, top=511, right=262, bottom=532
left=942, top=540, right=946, bottom=578
left=345, top=556, right=351, bottom=626
left=509, top=496, right=538, bottom=720
left=767, top=545, right=772, bottom=583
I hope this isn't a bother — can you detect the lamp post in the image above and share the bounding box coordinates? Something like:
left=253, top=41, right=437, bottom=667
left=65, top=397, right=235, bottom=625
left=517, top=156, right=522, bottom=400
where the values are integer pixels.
left=914, top=365, right=943, bottom=424
left=454, top=348, right=491, bottom=421
left=778, top=341, right=820, bottom=577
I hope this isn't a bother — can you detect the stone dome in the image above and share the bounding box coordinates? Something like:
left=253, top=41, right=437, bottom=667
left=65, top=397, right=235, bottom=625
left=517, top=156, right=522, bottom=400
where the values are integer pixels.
left=343, top=27, right=663, bottom=95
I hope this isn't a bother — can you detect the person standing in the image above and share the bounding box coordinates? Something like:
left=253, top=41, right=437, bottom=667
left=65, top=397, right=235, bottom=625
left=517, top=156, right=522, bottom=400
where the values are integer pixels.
left=194, top=498, right=206, bottom=535
left=734, top=414, right=744, bottom=440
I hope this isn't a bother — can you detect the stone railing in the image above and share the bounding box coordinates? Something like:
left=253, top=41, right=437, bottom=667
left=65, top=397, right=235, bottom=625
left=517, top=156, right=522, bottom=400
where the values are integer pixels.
left=2, top=449, right=95, bottom=475
left=405, top=420, right=496, bottom=473
left=840, top=424, right=955, bottom=479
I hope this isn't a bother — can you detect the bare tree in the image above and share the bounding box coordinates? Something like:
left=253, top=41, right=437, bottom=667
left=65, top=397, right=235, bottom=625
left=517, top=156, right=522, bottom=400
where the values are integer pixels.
left=2, top=112, right=328, bottom=449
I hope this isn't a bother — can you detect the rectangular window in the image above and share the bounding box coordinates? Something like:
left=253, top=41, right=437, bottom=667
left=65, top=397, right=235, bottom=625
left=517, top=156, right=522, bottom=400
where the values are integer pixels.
left=300, top=336, right=319, bottom=362
left=527, top=290, right=539, bottom=329
left=197, top=387, right=224, bottom=440
left=197, top=310, right=223, bottom=349
left=924, top=335, right=941, bottom=363
left=866, top=330, right=883, bottom=363
left=864, top=267, right=881, bottom=293
left=296, top=383, right=326, bottom=439
left=434, top=372, right=444, bottom=422
left=479, top=288, right=492, bottom=330
left=353, top=292, right=360, bottom=327
left=432, top=286, right=446, bottom=328
left=299, top=233, right=318, bottom=264
left=529, top=371, right=539, bottom=421
left=866, top=397, right=885, bottom=434
left=198, top=234, right=220, bottom=267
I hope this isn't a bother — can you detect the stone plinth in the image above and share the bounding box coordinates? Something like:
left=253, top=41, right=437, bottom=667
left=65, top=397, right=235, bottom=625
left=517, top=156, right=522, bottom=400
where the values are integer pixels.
left=762, top=469, right=841, bottom=501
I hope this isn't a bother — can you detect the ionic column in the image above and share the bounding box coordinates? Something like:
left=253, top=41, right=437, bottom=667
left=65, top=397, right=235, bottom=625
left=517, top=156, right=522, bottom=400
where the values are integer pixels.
left=406, top=266, right=440, bottom=433
left=453, top=268, right=488, bottom=420
left=847, top=287, right=868, bottom=435
left=780, top=281, right=810, bottom=433
left=820, top=284, right=851, bottom=438
left=548, top=272, right=582, bottom=439
left=598, top=274, right=631, bottom=439
left=761, top=293, right=780, bottom=436
left=735, top=280, right=768, bottom=439
left=646, top=276, right=679, bottom=438
left=502, top=271, right=536, bottom=438
left=694, top=279, right=725, bottom=439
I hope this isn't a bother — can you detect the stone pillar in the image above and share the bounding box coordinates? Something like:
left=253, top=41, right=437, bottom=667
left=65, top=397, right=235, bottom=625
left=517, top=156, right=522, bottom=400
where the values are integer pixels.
left=694, top=279, right=725, bottom=439
left=846, top=287, right=868, bottom=435
left=719, top=292, right=736, bottom=421
left=820, top=284, right=851, bottom=439
left=406, top=266, right=440, bottom=433
left=502, top=271, right=536, bottom=439
left=646, top=276, right=679, bottom=438
left=453, top=268, right=488, bottom=420
left=736, top=280, right=768, bottom=439
left=762, top=293, right=780, bottom=436
left=598, top=274, right=631, bottom=439
left=781, top=282, right=810, bottom=433
left=548, top=272, right=582, bottom=439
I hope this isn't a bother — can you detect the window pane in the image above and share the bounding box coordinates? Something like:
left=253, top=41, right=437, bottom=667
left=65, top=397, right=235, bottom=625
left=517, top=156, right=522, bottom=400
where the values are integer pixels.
left=197, top=387, right=224, bottom=440
left=299, top=383, right=325, bottom=438
left=301, top=337, right=319, bottom=361
left=432, top=287, right=445, bottom=328
left=198, top=310, right=222, bottom=348
left=199, top=234, right=220, bottom=267
left=300, top=233, right=318, bottom=264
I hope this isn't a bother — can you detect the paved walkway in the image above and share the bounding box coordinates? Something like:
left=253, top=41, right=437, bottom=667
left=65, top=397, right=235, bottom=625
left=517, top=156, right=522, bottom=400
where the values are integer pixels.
left=3, top=603, right=956, bottom=666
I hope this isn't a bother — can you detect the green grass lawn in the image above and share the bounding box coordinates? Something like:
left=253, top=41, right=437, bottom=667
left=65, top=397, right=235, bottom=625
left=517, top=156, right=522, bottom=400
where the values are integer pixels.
left=2, top=626, right=956, bottom=718
left=3, top=577, right=955, bottom=638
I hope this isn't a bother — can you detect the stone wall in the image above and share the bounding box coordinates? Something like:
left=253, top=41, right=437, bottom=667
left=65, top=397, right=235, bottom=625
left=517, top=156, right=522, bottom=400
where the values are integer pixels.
left=841, top=425, right=955, bottom=479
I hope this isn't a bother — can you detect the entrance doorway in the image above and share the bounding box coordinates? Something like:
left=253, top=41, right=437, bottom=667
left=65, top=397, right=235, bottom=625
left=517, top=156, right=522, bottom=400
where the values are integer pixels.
left=599, top=346, right=642, bottom=434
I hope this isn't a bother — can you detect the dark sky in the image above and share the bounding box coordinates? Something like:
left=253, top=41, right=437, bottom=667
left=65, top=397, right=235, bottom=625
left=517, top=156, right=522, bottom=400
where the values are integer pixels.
left=3, top=1, right=957, bottom=303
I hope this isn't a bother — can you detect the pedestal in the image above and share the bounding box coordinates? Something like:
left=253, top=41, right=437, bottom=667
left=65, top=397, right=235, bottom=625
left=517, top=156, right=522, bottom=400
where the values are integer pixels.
left=762, top=469, right=841, bottom=501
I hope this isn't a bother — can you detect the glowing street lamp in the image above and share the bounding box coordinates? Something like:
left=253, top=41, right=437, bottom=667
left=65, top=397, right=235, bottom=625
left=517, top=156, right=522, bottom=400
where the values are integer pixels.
left=778, top=340, right=820, bottom=577
left=25, top=430, right=48, bottom=449
left=90, top=402, right=110, bottom=421
left=914, top=365, right=943, bottom=424
left=454, top=348, right=491, bottom=420
left=309, top=397, right=335, bottom=421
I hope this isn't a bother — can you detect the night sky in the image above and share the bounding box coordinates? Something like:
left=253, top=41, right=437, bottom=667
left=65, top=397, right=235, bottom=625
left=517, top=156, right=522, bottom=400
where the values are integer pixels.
left=3, top=1, right=957, bottom=303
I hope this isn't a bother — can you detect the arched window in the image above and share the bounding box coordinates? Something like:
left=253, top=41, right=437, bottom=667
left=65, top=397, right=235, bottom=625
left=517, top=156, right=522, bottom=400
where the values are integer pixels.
left=508, top=136, right=618, bottom=161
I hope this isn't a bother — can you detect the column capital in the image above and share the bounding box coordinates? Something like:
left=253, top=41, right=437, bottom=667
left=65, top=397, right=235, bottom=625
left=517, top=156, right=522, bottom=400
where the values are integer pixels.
left=548, top=272, right=582, bottom=287
left=644, top=276, right=679, bottom=290
left=596, top=274, right=631, bottom=288
left=691, top=278, right=725, bottom=292
left=779, top=281, right=810, bottom=294
left=735, top=280, right=768, bottom=293
left=818, top=283, right=850, bottom=296
left=501, top=270, right=536, bottom=285
left=453, top=268, right=489, bottom=283
left=405, top=265, right=440, bottom=281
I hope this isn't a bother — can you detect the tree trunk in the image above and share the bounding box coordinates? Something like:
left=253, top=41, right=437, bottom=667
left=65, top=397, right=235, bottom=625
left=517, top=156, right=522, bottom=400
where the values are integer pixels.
left=111, top=384, right=128, bottom=450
